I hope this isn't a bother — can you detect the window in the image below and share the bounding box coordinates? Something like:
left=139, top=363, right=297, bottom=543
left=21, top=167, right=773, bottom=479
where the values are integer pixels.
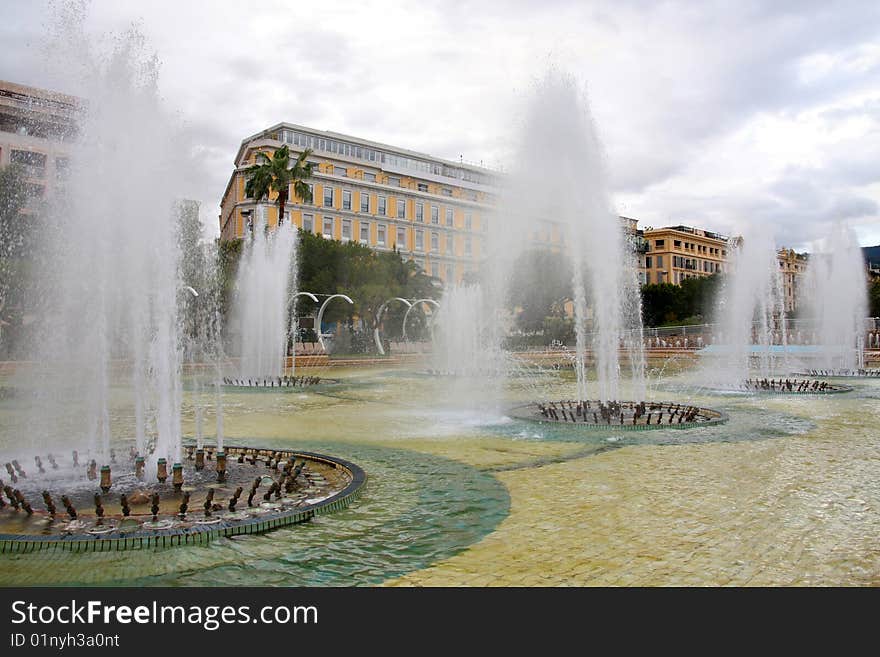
left=364, top=172, right=376, bottom=182
left=416, top=203, right=424, bottom=222
left=446, top=234, right=454, bottom=255
left=335, top=166, right=347, bottom=177
left=342, top=190, right=351, bottom=211
left=360, top=222, right=369, bottom=243
left=655, top=239, right=665, bottom=248
left=674, top=240, right=681, bottom=247
left=360, top=192, right=370, bottom=213
left=417, top=183, right=428, bottom=192
left=431, top=232, right=439, bottom=252
left=656, top=255, right=663, bottom=268
left=55, top=157, right=69, bottom=180
left=465, top=213, right=472, bottom=231
left=397, top=227, right=406, bottom=248
left=322, top=216, right=334, bottom=239
left=11, top=150, right=47, bottom=174
left=431, top=206, right=439, bottom=224
left=397, top=199, right=406, bottom=218
left=446, top=264, right=454, bottom=282
left=342, top=219, right=351, bottom=241
left=323, top=186, right=333, bottom=208
left=464, top=236, right=472, bottom=256
left=305, top=183, right=314, bottom=204
left=445, top=207, right=453, bottom=226
left=303, top=214, right=314, bottom=233
left=431, top=262, right=440, bottom=278
left=378, top=196, right=386, bottom=216
left=442, top=188, right=452, bottom=197
left=415, top=229, right=424, bottom=251
left=377, top=224, right=386, bottom=246
left=388, top=177, right=400, bottom=187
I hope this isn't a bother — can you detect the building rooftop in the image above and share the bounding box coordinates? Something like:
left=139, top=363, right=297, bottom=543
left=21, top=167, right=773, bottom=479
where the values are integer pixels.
left=0, top=79, right=81, bottom=141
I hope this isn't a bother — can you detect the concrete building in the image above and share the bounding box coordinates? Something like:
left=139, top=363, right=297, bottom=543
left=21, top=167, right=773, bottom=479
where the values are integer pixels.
left=0, top=80, right=79, bottom=214
left=639, top=224, right=731, bottom=285
left=218, top=123, right=815, bottom=307
left=776, top=248, right=808, bottom=313
left=219, top=123, right=497, bottom=284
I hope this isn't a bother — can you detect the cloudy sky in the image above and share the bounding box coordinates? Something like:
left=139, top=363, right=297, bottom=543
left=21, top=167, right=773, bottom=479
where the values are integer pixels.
left=2, top=0, right=879, bottom=249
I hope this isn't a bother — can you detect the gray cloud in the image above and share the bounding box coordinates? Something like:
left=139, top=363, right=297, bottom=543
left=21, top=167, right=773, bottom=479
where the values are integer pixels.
left=0, top=0, right=878, bottom=245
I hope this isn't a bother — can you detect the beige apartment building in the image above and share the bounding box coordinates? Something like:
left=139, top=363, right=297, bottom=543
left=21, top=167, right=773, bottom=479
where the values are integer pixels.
left=218, top=123, right=812, bottom=309
left=640, top=225, right=730, bottom=285
left=220, top=123, right=497, bottom=284
left=0, top=80, right=79, bottom=213
left=777, top=247, right=809, bottom=313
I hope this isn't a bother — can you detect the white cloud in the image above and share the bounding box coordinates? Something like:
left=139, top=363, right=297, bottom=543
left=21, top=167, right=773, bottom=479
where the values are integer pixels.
left=1, top=0, right=878, bottom=246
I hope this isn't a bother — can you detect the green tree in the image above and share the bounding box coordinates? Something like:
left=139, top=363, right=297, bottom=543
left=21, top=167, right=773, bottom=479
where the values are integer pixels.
left=0, top=165, right=32, bottom=356
left=507, top=247, right=573, bottom=335
left=640, top=274, right=723, bottom=327
left=869, top=278, right=880, bottom=317
left=296, top=231, right=437, bottom=350
left=244, top=145, right=313, bottom=227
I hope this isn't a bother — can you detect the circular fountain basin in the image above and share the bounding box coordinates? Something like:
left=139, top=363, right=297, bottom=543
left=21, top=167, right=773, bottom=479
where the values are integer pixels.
left=221, top=376, right=340, bottom=391
left=411, top=368, right=556, bottom=379
left=0, top=445, right=365, bottom=553
left=791, top=369, right=880, bottom=379
left=508, top=400, right=728, bottom=431
left=734, top=378, right=854, bottom=394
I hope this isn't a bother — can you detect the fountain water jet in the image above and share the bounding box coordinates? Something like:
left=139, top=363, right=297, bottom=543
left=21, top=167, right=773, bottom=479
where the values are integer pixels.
left=232, top=209, right=298, bottom=381
left=801, top=222, right=868, bottom=371
left=495, top=72, right=646, bottom=401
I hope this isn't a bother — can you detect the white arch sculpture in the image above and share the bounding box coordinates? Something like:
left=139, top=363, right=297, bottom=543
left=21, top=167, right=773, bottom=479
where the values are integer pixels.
left=316, top=294, right=354, bottom=351
left=373, top=297, right=413, bottom=355
left=402, top=298, right=440, bottom=343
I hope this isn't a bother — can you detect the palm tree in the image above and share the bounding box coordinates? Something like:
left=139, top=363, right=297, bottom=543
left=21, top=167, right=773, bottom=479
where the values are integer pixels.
left=244, top=145, right=314, bottom=228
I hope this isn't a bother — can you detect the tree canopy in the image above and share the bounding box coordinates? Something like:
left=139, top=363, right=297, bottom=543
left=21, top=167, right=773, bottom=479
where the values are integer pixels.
left=296, top=230, right=438, bottom=333
left=640, top=274, right=723, bottom=327
left=244, top=146, right=313, bottom=226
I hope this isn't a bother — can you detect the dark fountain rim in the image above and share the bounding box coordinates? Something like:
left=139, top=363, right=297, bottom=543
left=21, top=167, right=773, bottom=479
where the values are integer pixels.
left=0, top=445, right=366, bottom=554
left=790, top=370, right=879, bottom=380
left=221, top=378, right=342, bottom=391
left=738, top=382, right=854, bottom=394
left=508, top=400, right=729, bottom=431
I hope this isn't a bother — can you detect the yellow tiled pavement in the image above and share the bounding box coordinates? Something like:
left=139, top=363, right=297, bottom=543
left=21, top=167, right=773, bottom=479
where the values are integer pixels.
left=386, top=430, right=880, bottom=586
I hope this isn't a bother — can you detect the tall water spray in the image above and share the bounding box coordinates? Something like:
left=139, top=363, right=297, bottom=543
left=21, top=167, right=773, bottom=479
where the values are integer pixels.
left=801, top=222, right=867, bottom=369
left=710, top=225, right=787, bottom=384
left=22, top=9, right=190, bottom=469
left=494, top=73, right=645, bottom=401
left=232, top=207, right=298, bottom=379
left=431, top=283, right=504, bottom=376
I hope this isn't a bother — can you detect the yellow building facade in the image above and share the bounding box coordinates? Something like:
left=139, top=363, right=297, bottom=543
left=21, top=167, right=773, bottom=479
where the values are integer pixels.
left=776, top=247, right=808, bottom=313
left=219, top=124, right=497, bottom=283
left=218, top=124, right=811, bottom=309
left=0, top=80, right=79, bottom=214
left=640, top=225, right=731, bottom=285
